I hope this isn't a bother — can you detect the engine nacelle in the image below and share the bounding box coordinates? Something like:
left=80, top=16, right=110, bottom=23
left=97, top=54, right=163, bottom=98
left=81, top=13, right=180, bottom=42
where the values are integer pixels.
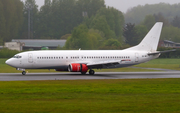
left=68, top=63, right=88, bottom=72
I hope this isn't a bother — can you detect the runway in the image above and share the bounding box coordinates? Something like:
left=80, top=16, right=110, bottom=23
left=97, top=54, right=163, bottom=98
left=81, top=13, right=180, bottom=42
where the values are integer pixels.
left=0, top=71, right=180, bottom=81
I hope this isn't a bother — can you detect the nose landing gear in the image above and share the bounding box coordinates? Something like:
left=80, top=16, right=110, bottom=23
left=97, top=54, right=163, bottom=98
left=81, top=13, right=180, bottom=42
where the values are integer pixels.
left=17, top=68, right=26, bottom=75
left=22, top=71, right=26, bottom=75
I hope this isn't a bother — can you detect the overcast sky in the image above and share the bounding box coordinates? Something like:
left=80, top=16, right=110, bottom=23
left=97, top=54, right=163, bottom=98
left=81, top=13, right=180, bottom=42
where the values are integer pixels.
left=21, top=0, right=180, bottom=13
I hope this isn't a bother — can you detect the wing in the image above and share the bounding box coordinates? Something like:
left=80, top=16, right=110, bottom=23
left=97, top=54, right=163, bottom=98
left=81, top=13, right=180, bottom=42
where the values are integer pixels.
left=86, top=59, right=132, bottom=69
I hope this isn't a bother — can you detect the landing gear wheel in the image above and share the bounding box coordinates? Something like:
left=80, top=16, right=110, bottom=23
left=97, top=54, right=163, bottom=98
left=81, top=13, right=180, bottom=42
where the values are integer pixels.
left=89, top=70, right=95, bottom=75
left=81, top=72, right=87, bottom=75
left=22, top=71, right=26, bottom=75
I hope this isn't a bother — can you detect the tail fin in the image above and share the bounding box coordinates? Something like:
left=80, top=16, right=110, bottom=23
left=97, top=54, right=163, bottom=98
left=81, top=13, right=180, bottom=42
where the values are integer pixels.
left=126, top=22, right=163, bottom=52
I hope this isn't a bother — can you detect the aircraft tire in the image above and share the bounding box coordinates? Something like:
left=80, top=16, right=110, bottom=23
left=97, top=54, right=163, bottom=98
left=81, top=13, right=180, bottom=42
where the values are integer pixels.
left=22, top=71, right=26, bottom=75
left=89, top=70, right=95, bottom=75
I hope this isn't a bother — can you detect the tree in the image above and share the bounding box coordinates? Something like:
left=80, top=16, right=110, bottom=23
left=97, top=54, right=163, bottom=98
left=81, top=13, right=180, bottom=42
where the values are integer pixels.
left=76, top=0, right=105, bottom=18
left=65, top=24, right=104, bottom=50
left=96, top=7, right=124, bottom=38
left=123, top=23, right=137, bottom=46
left=90, top=15, right=116, bottom=39
left=65, top=24, right=90, bottom=50
left=0, top=0, right=23, bottom=42
left=36, top=0, right=52, bottom=38
left=125, top=3, right=180, bottom=24
left=171, top=16, right=180, bottom=28
left=87, top=29, right=103, bottom=49
left=134, top=25, right=148, bottom=44
left=34, top=0, right=106, bottom=39
left=0, top=1, right=5, bottom=44
left=143, top=15, right=155, bottom=30
left=153, top=13, right=169, bottom=26
left=161, top=26, right=180, bottom=42
left=100, top=38, right=121, bottom=50
left=21, top=0, right=38, bottom=39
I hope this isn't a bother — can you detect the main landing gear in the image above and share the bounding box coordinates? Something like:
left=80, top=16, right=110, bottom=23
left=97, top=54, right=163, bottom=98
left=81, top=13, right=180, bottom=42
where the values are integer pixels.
left=89, top=70, right=95, bottom=75
left=81, top=70, right=95, bottom=75
left=22, top=71, right=26, bottom=75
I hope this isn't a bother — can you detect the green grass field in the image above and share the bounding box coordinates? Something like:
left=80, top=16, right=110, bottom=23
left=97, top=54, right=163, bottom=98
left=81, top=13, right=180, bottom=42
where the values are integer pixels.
left=0, top=79, right=180, bottom=113
left=1, top=58, right=180, bottom=73
left=1, top=59, right=180, bottom=112
left=137, top=59, right=180, bottom=70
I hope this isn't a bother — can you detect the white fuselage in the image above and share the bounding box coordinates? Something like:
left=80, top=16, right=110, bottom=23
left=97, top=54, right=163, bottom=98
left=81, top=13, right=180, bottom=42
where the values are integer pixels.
left=5, top=22, right=163, bottom=75
left=6, top=50, right=159, bottom=70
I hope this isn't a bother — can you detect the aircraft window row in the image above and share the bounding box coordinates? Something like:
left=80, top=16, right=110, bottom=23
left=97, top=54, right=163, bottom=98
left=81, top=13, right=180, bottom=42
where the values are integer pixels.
left=13, top=55, right=22, bottom=59
left=71, top=57, right=79, bottom=59
left=37, top=57, right=63, bottom=59
left=37, top=56, right=130, bottom=60
left=80, top=56, right=130, bottom=59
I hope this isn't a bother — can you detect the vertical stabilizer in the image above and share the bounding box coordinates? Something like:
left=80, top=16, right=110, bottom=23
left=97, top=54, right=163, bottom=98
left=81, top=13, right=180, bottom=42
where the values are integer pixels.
left=126, top=22, right=163, bottom=52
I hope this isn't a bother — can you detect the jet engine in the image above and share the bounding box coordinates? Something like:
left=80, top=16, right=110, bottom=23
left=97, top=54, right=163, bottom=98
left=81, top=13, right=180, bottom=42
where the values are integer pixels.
left=68, top=63, right=88, bottom=72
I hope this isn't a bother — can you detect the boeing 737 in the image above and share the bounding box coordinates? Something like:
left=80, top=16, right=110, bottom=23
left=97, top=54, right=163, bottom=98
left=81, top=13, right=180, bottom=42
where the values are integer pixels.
left=5, top=22, right=173, bottom=75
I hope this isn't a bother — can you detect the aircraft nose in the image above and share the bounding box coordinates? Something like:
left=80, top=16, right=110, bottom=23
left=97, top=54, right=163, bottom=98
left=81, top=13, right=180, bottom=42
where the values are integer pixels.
left=5, top=58, right=20, bottom=68
left=5, top=59, right=15, bottom=67
left=5, top=59, right=11, bottom=65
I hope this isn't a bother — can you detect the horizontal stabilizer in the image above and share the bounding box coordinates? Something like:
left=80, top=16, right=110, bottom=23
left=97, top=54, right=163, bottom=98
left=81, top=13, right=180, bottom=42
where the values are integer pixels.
left=148, top=49, right=176, bottom=55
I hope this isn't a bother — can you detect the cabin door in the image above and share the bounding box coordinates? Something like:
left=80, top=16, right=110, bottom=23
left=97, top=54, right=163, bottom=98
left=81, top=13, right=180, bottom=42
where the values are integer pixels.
left=135, top=53, right=139, bottom=62
left=28, top=53, right=33, bottom=63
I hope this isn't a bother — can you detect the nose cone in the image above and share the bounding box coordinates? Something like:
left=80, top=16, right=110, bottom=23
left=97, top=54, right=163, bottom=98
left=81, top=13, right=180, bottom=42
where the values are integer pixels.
left=5, top=59, right=17, bottom=67
left=5, top=59, right=11, bottom=65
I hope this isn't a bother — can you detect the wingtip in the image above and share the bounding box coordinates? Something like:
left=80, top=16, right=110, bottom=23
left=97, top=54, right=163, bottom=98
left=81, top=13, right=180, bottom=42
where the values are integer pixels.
left=156, top=22, right=163, bottom=25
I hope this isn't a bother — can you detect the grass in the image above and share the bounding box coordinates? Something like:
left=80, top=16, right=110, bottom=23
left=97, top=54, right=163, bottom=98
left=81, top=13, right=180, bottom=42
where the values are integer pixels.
left=1, top=58, right=180, bottom=73
left=1, top=58, right=180, bottom=112
left=0, top=79, right=180, bottom=112
left=137, top=59, right=180, bottom=70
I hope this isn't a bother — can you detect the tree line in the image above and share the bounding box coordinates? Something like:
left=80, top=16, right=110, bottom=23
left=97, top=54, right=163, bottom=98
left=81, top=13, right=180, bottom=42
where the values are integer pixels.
left=0, top=0, right=23, bottom=44
left=123, top=3, right=180, bottom=46
left=125, top=3, right=180, bottom=24
left=0, top=0, right=125, bottom=50
left=1, top=1, right=180, bottom=53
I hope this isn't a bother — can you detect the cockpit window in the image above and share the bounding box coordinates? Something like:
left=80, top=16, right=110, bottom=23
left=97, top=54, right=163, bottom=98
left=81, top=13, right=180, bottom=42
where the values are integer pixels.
left=13, top=55, right=22, bottom=59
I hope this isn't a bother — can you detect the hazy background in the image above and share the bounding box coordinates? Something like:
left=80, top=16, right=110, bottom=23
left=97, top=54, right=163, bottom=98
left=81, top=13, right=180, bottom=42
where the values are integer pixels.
left=21, top=0, right=180, bottom=12
left=1, top=0, right=180, bottom=56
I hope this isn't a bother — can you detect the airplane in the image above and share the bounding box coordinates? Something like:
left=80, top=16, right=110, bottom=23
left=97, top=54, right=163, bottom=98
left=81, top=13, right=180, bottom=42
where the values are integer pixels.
left=5, top=22, right=175, bottom=75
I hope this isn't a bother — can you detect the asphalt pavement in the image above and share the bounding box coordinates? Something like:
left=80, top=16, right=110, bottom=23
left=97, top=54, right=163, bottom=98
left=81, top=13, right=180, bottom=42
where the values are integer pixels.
left=0, top=71, right=180, bottom=81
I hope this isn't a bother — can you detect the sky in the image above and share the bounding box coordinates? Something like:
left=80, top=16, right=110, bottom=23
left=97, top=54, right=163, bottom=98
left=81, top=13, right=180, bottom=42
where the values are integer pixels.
left=21, top=0, right=180, bottom=13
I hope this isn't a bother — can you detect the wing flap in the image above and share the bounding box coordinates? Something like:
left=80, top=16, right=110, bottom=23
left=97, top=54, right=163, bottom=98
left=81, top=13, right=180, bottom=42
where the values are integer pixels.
left=87, top=60, right=120, bottom=69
